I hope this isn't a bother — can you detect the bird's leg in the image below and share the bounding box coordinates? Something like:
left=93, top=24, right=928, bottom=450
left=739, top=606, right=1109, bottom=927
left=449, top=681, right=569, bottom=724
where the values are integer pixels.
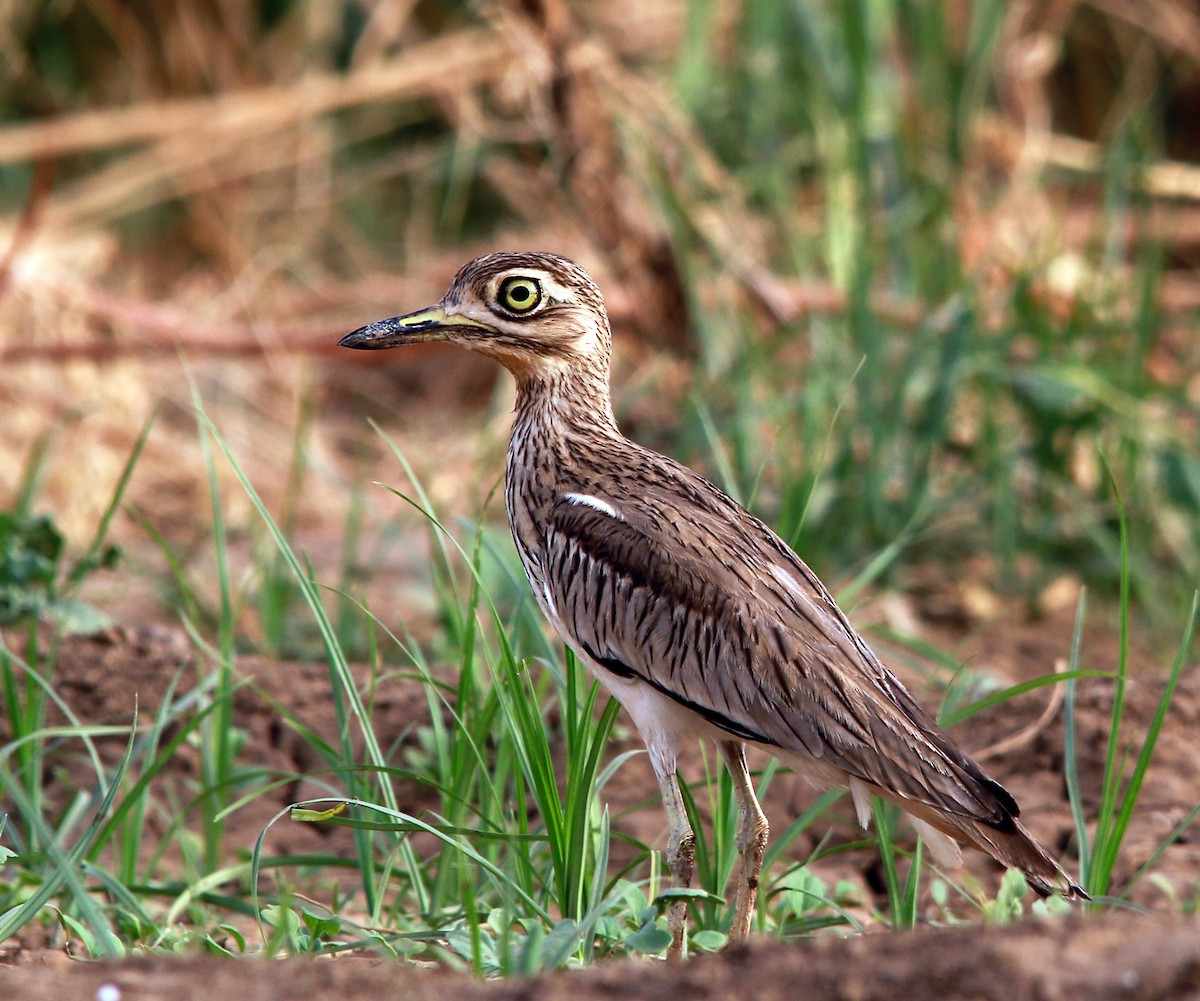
left=649, top=750, right=694, bottom=959
left=719, top=741, right=769, bottom=942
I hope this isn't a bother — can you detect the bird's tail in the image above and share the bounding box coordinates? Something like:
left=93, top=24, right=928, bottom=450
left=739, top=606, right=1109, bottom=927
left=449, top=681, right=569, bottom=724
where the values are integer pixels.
left=890, top=793, right=1089, bottom=900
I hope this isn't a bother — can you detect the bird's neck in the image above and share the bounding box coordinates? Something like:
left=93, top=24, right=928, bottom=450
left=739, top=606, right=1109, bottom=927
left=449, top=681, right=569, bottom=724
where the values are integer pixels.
left=512, top=361, right=621, bottom=446
left=504, top=361, right=630, bottom=577
left=505, top=362, right=624, bottom=532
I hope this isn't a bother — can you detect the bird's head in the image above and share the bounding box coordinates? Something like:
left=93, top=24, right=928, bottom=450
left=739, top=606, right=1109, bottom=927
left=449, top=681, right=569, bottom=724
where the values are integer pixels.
left=339, top=252, right=611, bottom=381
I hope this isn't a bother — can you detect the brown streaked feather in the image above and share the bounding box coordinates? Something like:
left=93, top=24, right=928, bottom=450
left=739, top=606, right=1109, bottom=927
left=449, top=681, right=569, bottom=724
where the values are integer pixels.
left=538, top=456, right=995, bottom=811
left=529, top=447, right=1080, bottom=894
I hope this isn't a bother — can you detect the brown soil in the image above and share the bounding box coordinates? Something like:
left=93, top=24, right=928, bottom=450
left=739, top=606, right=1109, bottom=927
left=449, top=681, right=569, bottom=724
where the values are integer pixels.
left=2, top=603, right=1199, bottom=998
left=4, top=913, right=1200, bottom=1001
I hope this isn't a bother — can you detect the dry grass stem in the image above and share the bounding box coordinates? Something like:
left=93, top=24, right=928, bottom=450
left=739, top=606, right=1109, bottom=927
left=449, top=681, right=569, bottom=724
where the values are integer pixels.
left=977, top=659, right=1070, bottom=763
left=0, top=28, right=511, bottom=165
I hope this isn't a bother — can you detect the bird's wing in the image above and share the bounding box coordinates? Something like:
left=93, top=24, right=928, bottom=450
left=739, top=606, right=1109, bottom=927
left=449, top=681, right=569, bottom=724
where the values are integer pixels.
left=540, top=481, right=1017, bottom=827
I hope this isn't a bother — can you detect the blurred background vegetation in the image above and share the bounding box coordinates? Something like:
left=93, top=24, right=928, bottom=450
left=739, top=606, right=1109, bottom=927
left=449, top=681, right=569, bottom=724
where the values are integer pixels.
left=1, top=0, right=1198, bottom=629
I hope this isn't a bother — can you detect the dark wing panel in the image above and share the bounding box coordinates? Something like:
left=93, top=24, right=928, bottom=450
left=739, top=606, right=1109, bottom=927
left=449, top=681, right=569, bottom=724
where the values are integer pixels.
left=540, top=492, right=1015, bottom=827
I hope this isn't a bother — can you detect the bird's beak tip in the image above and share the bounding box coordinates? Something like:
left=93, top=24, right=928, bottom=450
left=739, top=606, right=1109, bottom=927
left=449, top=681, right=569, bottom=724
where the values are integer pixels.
left=339, top=306, right=446, bottom=350
left=337, top=328, right=371, bottom=349
left=339, top=304, right=492, bottom=350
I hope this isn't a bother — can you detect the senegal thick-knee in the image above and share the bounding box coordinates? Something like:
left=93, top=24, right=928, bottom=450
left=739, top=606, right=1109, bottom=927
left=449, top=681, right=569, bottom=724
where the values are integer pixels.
left=342, top=252, right=1086, bottom=956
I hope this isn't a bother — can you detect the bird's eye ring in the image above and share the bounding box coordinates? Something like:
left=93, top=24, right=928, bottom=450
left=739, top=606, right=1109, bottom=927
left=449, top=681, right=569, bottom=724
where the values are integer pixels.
left=498, top=276, right=543, bottom=314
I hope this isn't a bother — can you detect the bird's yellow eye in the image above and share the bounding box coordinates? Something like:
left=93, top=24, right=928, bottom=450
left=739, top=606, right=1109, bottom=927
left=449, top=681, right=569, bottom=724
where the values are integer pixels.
left=498, top=276, right=543, bottom=314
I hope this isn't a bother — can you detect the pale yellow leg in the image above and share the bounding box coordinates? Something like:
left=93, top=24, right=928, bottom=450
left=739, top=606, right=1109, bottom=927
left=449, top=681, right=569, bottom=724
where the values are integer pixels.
left=719, top=741, right=769, bottom=942
left=650, top=754, right=694, bottom=959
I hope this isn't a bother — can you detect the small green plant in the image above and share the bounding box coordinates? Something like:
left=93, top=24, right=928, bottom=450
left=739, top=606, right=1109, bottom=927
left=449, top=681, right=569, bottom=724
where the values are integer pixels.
left=770, top=864, right=862, bottom=936
left=0, top=511, right=118, bottom=632
left=0, top=415, right=152, bottom=635
left=978, top=868, right=1030, bottom=925
left=0, top=814, right=15, bottom=864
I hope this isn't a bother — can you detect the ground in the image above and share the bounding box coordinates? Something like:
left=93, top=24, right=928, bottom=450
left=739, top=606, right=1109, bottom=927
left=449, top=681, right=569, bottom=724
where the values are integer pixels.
left=2, top=601, right=1198, bottom=997
left=5, top=913, right=1200, bottom=1000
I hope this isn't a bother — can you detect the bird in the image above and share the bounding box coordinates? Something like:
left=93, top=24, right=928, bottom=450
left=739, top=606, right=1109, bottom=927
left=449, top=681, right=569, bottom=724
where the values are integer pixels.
left=340, top=251, right=1087, bottom=956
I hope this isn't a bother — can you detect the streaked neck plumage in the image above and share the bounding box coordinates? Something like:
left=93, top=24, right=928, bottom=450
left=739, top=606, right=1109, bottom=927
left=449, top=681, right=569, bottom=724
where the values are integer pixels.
left=512, top=357, right=620, bottom=447
left=504, top=354, right=625, bottom=573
